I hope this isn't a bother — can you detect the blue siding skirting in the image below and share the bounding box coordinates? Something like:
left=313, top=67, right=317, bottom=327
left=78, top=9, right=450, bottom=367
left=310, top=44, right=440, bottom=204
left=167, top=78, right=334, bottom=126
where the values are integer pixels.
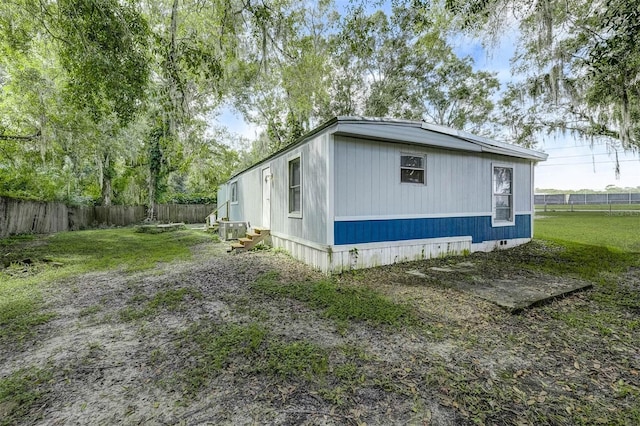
left=334, top=215, right=531, bottom=245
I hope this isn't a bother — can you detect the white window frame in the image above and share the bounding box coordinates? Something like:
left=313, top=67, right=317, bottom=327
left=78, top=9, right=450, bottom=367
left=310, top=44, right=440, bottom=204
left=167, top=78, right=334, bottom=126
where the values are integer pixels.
left=491, top=162, right=515, bottom=227
left=400, top=153, right=426, bottom=185
left=230, top=181, right=238, bottom=204
left=288, top=154, right=302, bottom=218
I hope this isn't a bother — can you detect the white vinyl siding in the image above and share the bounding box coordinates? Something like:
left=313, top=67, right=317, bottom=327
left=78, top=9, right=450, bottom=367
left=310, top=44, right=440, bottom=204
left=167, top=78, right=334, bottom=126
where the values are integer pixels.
left=227, top=133, right=328, bottom=245
left=334, top=136, right=532, bottom=218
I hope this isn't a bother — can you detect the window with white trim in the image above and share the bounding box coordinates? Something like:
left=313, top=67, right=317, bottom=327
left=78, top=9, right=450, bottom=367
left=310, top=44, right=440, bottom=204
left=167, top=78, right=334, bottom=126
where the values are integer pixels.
left=230, top=181, right=238, bottom=203
left=400, top=154, right=425, bottom=184
left=493, top=166, right=513, bottom=223
left=288, top=157, right=301, bottom=215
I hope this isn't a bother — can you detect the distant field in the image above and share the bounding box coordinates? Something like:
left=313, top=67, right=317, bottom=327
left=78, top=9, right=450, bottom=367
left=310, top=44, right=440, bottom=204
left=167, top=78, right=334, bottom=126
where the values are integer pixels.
left=535, top=211, right=640, bottom=252
left=535, top=203, right=640, bottom=211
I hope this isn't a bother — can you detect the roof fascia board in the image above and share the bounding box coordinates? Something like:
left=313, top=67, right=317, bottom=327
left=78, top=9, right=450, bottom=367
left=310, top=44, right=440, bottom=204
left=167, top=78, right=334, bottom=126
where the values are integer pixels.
left=420, top=121, right=548, bottom=161
left=334, top=123, right=483, bottom=153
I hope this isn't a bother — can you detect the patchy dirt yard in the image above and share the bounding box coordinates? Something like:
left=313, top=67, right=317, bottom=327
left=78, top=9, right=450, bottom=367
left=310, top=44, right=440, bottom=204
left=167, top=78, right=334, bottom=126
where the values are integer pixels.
left=1, top=238, right=639, bottom=425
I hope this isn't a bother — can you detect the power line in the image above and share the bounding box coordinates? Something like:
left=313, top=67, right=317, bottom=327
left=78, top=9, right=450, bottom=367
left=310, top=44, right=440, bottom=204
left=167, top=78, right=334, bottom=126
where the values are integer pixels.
left=536, top=159, right=639, bottom=167
left=540, top=145, right=604, bottom=151
left=548, top=152, right=613, bottom=159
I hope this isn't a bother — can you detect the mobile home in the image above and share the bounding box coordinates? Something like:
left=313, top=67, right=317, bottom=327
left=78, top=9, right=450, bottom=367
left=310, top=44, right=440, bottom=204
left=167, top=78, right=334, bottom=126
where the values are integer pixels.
left=218, top=117, right=547, bottom=273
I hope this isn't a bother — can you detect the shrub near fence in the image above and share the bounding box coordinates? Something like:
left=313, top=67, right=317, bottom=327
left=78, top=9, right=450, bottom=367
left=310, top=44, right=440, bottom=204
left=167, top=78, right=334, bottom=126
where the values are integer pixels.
left=0, top=196, right=216, bottom=237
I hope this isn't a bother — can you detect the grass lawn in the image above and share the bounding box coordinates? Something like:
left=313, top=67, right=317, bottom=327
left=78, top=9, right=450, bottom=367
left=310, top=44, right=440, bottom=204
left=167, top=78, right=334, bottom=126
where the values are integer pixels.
left=0, top=228, right=213, bottom=344
left=535, top=211, right=640, bottom=252
left=1, top=218, right=639, bottom=425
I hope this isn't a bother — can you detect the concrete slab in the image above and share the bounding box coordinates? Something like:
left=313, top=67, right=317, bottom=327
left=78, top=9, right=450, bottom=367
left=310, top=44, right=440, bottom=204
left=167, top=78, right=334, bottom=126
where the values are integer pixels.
left=457, top=279, right=593, bottom=312
left=408, top=259, right=593, bottom=312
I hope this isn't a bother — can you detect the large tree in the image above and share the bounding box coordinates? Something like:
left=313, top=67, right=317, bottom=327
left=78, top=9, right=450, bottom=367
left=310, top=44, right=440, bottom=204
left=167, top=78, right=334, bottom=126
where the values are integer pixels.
left=322, top=6, right=500, bottom=133
left=232, top=0, right=334, bottom=155
left=0, top=0, right=294, bottom=206
left=443, top=0, right=640, bottom=158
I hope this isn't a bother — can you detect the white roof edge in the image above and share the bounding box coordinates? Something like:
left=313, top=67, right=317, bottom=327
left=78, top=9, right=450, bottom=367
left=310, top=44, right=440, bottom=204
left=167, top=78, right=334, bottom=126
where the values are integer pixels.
left=228, top=116, right=547, bottom=181
left=419, top=121, right=548, bottom=161
left=332, top=117, right=547, bottom=161
left=335, top=115, right=419, bottom=126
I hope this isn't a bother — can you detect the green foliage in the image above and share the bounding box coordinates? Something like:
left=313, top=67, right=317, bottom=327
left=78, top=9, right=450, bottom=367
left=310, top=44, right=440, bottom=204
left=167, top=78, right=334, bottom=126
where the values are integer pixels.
left=162, top=194, right=217, bottom=205
left=252, top=272, right=416, bottom=327
left=445, top=0, right=640, bottom=151
left=56, top=0, right=150, bottom=124
left=0, top=0, right=270, bottom=205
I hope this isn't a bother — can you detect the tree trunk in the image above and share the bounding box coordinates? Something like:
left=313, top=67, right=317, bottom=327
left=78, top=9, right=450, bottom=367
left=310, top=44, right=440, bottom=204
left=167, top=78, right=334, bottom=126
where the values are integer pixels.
left=147, top=169, right=157, bottom=221
left=147, top=127, right=163, bottom=221
left=99, top=151, right=113, bottom=206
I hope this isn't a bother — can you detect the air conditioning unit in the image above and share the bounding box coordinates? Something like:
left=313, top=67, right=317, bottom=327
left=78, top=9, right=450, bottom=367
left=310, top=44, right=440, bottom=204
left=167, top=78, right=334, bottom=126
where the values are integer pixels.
left=218, top=221, right=248, bottom=241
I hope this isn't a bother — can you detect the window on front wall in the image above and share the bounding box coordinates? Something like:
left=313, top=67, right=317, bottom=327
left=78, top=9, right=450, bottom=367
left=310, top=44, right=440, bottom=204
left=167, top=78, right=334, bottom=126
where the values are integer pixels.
left=401, top=154, right=425, bottom=184
left=230, top=181, right=238, bottom=203
left=493, top=166, right=513, bottom=222
left=288, top=157, right=301, bottom=215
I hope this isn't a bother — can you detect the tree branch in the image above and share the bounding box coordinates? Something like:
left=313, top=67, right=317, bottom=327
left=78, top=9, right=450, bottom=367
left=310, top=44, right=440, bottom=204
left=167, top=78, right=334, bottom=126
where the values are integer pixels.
left=0, top=130, right=41, bottom=141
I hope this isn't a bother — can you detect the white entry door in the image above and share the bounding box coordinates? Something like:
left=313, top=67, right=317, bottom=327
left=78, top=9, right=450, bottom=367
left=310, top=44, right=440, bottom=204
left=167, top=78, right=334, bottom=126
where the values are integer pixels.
left=262, top=167, right=271, bottom=228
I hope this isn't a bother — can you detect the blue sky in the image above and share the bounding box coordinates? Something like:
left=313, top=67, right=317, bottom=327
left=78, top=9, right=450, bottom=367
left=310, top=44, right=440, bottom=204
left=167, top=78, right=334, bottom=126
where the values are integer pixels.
left=213, top=1, right=640, bottom=191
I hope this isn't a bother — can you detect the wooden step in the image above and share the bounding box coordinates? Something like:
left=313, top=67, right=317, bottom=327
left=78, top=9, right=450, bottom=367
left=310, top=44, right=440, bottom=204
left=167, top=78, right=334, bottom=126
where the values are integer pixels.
left=227, top=242, right=245, bottom=253
left=229, top=228, right=270, bottom=253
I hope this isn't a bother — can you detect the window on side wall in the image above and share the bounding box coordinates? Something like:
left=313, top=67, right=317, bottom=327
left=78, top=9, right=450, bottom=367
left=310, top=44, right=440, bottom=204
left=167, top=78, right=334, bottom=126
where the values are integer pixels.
left=400, top=154, right=425, bottom=184
left=288, top=156, right=301, bottom=216
left=493, top=165, right=513, bottom=225
left=230, top=181, right=238, bottom=204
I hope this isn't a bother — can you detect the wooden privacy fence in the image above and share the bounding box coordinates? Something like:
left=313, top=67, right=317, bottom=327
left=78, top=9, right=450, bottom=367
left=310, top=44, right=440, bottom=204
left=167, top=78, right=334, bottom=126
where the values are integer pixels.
left=0, top=197, right=68, bottom=237
left=0, top=197, right=216, bottom=237
left=94, top=206, right=146, bottom=227
left=156, top=204, right=215, bottom=224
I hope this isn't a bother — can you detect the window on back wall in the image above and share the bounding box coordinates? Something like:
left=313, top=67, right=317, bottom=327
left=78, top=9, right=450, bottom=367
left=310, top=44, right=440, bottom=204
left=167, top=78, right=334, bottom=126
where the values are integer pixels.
left=493, top=165, right=513, bottom=223
left=288, top=156, right=301, bottom=215
left=230, top=181, right=238, bottom=203
left=400, top=154, right=425, bottom=184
